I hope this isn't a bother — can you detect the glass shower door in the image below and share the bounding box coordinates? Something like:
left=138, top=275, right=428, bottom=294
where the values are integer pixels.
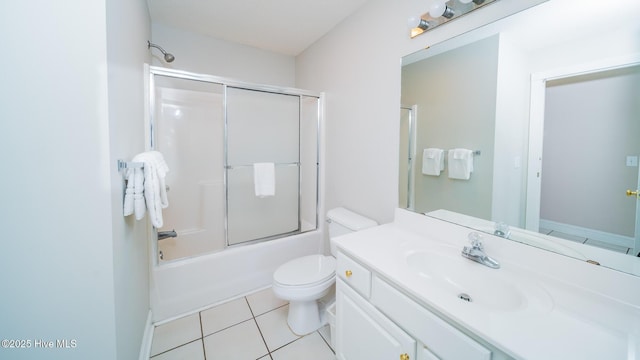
left=153, top=75, right=226, bottom=261
left=226, top=87, right=301, bottom=245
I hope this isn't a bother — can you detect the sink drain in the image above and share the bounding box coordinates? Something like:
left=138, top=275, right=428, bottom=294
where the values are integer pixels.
left=458, top=293, right=472, bottom=302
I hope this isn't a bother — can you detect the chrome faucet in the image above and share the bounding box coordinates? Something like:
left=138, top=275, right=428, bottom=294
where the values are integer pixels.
left=493, top=222, right=511, bottom=239
left=461, top=232, right=500, bottom=269
left=158, top=230, right=177, bottom=240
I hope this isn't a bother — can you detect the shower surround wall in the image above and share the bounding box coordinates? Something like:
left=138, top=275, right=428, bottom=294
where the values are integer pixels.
left=148, top=67, right=324, bottom=321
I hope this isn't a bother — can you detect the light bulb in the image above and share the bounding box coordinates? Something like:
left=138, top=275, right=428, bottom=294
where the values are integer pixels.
left=408, top=15, right=422, bottom=28
left=408, top=15, right=430, bottom=30
left=428, top=1, right=447, bottom=17
left=429, top=1, right=454, bottom=18
left=458, top=0, right=473, bottom=3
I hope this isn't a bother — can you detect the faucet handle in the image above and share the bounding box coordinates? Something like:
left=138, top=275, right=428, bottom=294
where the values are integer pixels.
left=468, top=232, right=484, bottom=250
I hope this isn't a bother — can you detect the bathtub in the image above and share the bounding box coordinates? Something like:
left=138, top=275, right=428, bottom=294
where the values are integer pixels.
left=150, top=229, right=323, bottom=322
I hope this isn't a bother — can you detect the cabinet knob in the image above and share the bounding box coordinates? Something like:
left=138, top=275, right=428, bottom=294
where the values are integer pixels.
left=400, top=354, right=410, bottom=360
left=345, top=270, right=353, bottom=278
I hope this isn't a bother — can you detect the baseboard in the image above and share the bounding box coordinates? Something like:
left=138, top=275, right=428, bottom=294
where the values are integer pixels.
left=540, top=219, right=634, bottom=248
left=138, top=310, right=154, bottom=360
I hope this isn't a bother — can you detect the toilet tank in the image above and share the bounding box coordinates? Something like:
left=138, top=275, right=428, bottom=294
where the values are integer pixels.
left=327, top=207, right=378, bottom=255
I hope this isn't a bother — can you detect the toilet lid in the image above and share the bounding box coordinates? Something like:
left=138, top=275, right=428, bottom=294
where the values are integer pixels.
left=274, top=255, right=336, bottom=286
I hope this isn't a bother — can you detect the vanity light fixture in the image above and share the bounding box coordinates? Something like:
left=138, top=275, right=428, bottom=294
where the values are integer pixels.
left=408, top=15, right=432, bottom=31
left=409, top=0, right=497, bottom=38
left=429, top=1, right=455, bottom=19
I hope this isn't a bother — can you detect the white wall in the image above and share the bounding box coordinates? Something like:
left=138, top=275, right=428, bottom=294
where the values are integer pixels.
left=295, top=0, right=410, bottom=226
left=0, top=1, right=151, bottom=359
left=0, top=1, right=116, bottom=359
left=492, top=33, right=530, bottom=227
left=106, top=0, right=152, bottom=358
left=151, top=23, right=296, bottom=87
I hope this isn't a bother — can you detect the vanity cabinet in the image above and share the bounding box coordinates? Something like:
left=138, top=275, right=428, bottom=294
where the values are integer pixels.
left=336, top=279, right=416, bottom=360
left=336, top=252, right=496, bottom=360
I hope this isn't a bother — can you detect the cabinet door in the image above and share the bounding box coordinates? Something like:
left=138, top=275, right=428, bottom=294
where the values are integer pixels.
left=336, top=280, right=416, bottom=360
left=418, top=345, right=440, bottom=360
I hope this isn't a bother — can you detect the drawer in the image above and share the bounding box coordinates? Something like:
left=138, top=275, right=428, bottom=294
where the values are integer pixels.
left=372, top=276, right=491, bottom=360
left=336, top=252, right=371, bottom=298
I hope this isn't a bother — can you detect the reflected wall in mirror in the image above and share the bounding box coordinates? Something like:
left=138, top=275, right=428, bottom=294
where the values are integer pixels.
left=399, top=0, right=640, bottom=275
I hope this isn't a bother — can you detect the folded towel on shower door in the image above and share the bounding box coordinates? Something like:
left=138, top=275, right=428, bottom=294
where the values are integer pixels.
left=254, top=162, right=275, bottom=197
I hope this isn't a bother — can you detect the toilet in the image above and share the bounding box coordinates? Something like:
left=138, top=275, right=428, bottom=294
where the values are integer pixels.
left=272, top=207, right=377, bottom=335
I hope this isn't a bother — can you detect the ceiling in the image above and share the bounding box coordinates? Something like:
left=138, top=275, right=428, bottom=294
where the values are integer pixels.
left=147, top=0, right=370, bottom=56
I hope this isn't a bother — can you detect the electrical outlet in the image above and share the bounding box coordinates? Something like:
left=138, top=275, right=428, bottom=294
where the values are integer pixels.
left=626, top=156, right=638, bottom=167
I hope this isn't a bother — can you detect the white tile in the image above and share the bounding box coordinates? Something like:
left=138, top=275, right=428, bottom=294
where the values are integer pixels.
left=151, top=340, right=204, bottom=360
left=317, top=325, right=333, bottom=351
left=255, top=305, right=300, bottom=351
left=150, top=313, right=202, bottom=356
left=247, top=287, right=288, bottom=316
left=271, top=332, right=336, bottom=360
left=201, top=297, right=254, bottom=336
left=203, top=319, right=269, bottom=360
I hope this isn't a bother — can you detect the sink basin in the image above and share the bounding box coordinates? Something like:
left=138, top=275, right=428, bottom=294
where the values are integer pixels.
left=406, top=250, right=542, bottom=312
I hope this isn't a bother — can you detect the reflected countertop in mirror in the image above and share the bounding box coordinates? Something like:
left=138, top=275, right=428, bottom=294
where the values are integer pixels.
left=427, top=209, right=640, bottom=277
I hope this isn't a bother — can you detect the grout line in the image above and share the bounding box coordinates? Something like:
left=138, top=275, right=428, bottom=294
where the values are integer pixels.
left=198, top=312, right=207, bottom=360
left=149, top=339, right=202, bottom=359
left=246, top=297, right=273, bottom=359
left=317, top=329, right=335, bottom=355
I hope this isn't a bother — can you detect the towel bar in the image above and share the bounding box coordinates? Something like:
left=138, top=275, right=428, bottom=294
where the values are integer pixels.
left=117, top=159, right=144, bottom=173
left=225, top=162, right=300, bottom=170
left=446, top=150, right=481, bottom=156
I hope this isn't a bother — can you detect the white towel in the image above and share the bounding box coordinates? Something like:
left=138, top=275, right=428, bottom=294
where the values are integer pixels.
left=123, top=168, right=135, bottom=216
left=448, top=148, right=474, bottom=180
left=128, top=151, right=170, bottom=228
left=421, top=148, right=444, bottom=176
left=122, top=167, right=146, bottom=219
left=254, top=162, right=275, bottom=197
left=133, top=167, right=146, bottom=220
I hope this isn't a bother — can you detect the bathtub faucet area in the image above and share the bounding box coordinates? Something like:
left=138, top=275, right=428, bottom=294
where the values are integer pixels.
left=158, top=230, right=177, bottom=240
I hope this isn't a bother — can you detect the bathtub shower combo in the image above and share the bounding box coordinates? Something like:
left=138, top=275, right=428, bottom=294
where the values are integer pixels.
left=147, top=66, right=323, bottom=321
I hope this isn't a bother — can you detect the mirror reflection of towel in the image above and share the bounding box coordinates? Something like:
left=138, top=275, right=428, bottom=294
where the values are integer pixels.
left=421, top=148, right=444, bottom=176
left=254, top=162, right=275, bottom=197
left=448, top=149, right=474, bottom=180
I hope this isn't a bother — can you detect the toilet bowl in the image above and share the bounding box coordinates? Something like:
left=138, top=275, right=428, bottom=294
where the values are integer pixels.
left=272, top=254, right=336, bottom=335
left=272, top=207, right=377, bottom=335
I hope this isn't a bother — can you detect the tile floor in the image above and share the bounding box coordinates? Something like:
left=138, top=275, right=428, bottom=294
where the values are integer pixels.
left=149, top=287, right=336, bottom=360
left=538, top=228, right=636, bottom=255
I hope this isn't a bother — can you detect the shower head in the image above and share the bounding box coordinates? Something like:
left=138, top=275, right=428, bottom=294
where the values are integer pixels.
left=147, top=41, right=175, bottom=63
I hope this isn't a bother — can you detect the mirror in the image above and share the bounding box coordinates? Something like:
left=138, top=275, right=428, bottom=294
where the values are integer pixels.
left=400, top=0, right=640, bottom=276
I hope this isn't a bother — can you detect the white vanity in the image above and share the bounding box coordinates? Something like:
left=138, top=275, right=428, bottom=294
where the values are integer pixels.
left=332, top=209, right=640, bottom=360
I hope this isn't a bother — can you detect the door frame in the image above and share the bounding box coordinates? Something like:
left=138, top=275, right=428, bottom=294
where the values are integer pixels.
left=525, top=53, right=640, bottom=255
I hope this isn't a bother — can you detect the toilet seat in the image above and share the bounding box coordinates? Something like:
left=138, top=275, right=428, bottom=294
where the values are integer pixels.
left=273, top=254, right=336, bottom=287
